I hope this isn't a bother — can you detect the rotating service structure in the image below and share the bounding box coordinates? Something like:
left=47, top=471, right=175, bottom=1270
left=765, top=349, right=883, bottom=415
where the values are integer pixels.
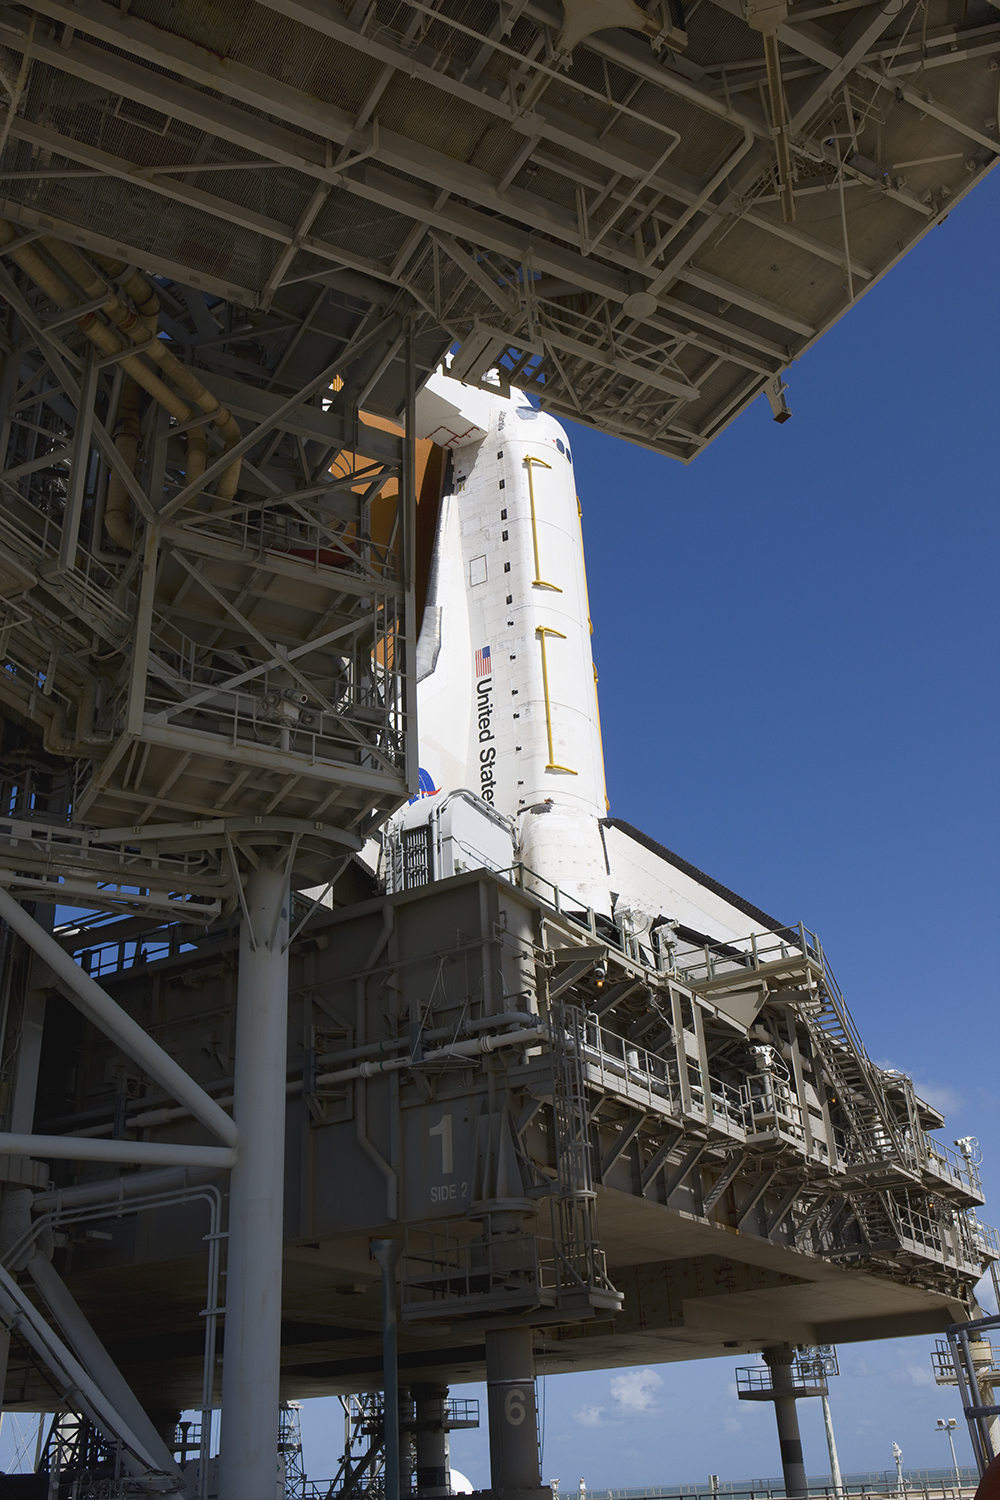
left=0, top=0, right=993, bottom=458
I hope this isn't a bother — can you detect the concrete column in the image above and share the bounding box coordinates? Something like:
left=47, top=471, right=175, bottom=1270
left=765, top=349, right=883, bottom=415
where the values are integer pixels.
left=764, top=1347, right=807, bottom=1500
left=412, top=1383, right=450, bottom=1498
left=485, top=1326, right=543, bottom=1500
left=218, top=862, right=290, bottom=1500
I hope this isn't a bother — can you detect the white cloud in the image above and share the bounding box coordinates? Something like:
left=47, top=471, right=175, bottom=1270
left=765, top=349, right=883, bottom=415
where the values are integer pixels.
left=910, top=1078, right=963, bottom=1116
left=609, top=1369, right=663, bottom=1413
left=574, top=1404, right=606, bottom=1428
left=723, top=1418, right=742, bottom=1435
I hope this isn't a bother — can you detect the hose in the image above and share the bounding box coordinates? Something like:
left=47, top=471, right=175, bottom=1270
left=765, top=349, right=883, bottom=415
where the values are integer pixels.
left=44, top=239, right=240, bottom=499
left=0, top=221, right=239, bottom=549
left=92, top=255, right=161, bottom=330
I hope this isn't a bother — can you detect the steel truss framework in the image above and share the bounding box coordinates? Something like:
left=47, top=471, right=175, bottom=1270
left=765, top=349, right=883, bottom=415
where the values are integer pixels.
left=0, top=0, right=991, bottom=460
left=0, top=205, right=438, bottom=1500
left=0, top=228, right=441, bottom=864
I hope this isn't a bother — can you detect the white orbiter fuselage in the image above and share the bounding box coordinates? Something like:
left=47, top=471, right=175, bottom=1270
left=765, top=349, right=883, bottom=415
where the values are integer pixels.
left=412, top=372, right=610, bottom=914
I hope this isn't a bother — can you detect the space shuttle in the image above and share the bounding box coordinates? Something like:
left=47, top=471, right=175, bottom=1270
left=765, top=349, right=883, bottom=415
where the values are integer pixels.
left=382, top=366, right=784, bottom=969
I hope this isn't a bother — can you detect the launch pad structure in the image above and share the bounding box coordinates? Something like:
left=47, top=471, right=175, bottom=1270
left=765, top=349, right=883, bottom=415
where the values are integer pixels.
left=0, top=0, right=995, bottom=1497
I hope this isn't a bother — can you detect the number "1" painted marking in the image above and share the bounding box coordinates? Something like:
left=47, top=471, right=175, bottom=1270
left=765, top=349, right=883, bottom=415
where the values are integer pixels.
left=429, top=1113, right=453, bottom=1174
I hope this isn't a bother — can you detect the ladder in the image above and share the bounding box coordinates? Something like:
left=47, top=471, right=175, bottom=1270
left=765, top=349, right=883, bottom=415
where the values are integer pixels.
left=549, top=1004, right=619, bottom=1306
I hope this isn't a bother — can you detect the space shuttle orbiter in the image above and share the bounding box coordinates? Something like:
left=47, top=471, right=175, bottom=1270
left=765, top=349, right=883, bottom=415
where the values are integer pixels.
left=382, top=367, right=784, bottom=973
left=407, top=368, right=610, bottom=914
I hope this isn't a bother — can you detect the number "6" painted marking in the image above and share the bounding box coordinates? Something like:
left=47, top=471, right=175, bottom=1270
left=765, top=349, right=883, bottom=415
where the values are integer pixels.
left=504, top=1388, right=526, bottom=1426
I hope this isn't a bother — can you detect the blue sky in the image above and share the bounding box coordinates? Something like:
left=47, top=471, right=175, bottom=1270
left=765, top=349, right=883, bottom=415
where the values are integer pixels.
left=393, top=166, right=1000, bottom=1488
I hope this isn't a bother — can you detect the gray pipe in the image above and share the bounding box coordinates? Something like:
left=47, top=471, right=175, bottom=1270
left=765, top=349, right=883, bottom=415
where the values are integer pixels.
left=33, top=1165, right=219, bottom=1213
left=0, top=1131, right=235, bottom=1169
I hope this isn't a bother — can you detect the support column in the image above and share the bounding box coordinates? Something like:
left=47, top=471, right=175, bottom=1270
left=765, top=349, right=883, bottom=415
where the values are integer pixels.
left=485, top=1327, right=544, bottom=1500
left=371, top=1238, right=403, bottom=1500
left=764, top=1347, right=808, bottom=1500
left=218, top=862, right=290, bottom=1500
left=821, top=1392, right=843, bottom=1496
left=412, top=1383, right=450, bottom=1498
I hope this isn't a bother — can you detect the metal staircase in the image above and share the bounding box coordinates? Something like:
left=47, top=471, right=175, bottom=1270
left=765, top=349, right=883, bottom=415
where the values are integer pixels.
left=797, top=945, right=913, bottom=1184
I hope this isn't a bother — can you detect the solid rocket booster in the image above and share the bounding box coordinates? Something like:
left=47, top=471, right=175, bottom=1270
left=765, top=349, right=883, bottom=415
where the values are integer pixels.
left=414, top=370, right=610, bottom=913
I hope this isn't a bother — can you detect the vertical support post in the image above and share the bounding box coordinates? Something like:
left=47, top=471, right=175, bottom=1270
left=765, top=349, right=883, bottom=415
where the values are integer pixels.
left=412, top=1383, right=450, bottom=1498
left=218, top=861, right=290, bottom=1500
left=0, top=327, right=23, bottom=465
left=763, top=1347, right=807, bottom=1500
left=371, top=1238, right=403, bottom=1500
left=8, top=911, right=53, bottom=1136
left=485, top=1326, right=544, bottom=1500
left=126, top=524, right=159, bottom=737
left=821, top=1393, right=843, bottom=1496
left=402, top=319, right=418, bottom=798
left=58, top=346, right=98, bottom=572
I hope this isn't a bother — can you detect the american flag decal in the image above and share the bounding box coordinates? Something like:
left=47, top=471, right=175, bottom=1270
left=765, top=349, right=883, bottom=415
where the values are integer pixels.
left=475, top=645, right=491, bottom=677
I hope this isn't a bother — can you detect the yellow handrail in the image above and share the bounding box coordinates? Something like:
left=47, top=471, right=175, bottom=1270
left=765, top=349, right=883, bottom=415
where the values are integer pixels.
left=536, top=626, right=576, bottom=774
left=524, top=456, right=561, bottom=592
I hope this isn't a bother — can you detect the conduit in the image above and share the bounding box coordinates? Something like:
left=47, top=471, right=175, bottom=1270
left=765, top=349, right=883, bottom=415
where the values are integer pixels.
left=33, top=1165, right=218, bottom=1212
left=0, top=1132, right=237, bottom=1168
left=356, top=902, right=398, bottom=1219
left=72, top=1020, right=548, bottom=1144
left=316, top=1025, right=549, bottom=1085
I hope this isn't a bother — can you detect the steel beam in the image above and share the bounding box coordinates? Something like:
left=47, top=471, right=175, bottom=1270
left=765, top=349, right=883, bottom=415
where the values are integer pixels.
left=0, top=886, right=238, bottom=1146
left=600, top=1114, right=648, bottom=1180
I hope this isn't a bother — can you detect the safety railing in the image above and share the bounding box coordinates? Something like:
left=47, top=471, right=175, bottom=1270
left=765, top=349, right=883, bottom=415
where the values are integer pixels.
left=691, top=1069, right=748, bottom=1138
left=735, top=1364, right=828, bottom=1397
left=744, top=1073, right=805, bottom=1142
left=136, top=674, right=405, bottom=776
left=577, top=1019, right=681, bottom=1119
left=400, top=1223, right=559, bottom=1320
left=958, top=1214, right=1000, bottom=1265
left=923, top=1139, right=983, bottom=1197
left=571, top=1018, right=747, bottom=1139
left=885, top=1195, right=995, bottom=1275
left=440, top=1398, right=480, bottom=1428
left=558, top=1474, right=980, bottom=1500
left=502, top=861, right=604, bottom=937
left=174, top=493, right=401, bottom=588
left=673, top=924, right=820, bottom=989
left=932, top=1335, right=997, bottom=1383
